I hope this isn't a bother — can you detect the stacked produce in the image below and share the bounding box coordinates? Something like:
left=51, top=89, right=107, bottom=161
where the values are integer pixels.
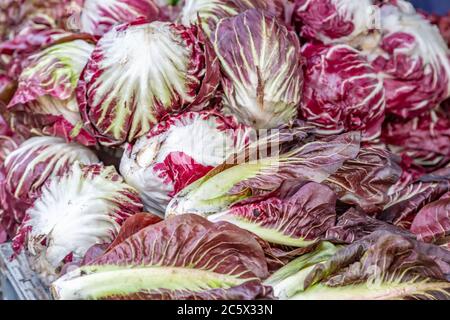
left=1, top=0, right=450, bottom=300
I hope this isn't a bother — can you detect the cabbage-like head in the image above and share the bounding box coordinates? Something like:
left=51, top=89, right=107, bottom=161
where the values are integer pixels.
left=370, top=3, right=450, bottom=119
left=0, top=136, right=99, bottom=238
left=180, top=0, right=284, bottom=37
left=8, top=39, right=96, bottom=145
left=78, top=20, right=220, bottom=146
left=294, top=0, right=377, bottom=44
left=78, top=0, right=161, bottom=36
left=120, top=110, right=250, bottom=215
left=300, top=43, right=385, bottom=140
left=12, top=162, right=143, bottom=277
left=213, top=9, right=303, bottom=129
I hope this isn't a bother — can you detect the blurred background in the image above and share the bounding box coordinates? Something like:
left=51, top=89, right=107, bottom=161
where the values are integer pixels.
left=411, top=0, right=450, bottom=15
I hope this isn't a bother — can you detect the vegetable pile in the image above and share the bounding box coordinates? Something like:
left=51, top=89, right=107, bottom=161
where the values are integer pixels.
left=1, top=0, right=450, bottom=300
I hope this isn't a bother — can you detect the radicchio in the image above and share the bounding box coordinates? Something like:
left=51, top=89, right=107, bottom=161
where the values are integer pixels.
left=268, top=229, right=450, bottom=300
left=28, top=0, right=82, bottom=30
left=294, top=0, right=378, bottom=44
left=13, top=162, right=143, bottom=278
left=167, top=132, right=360, bottom=217
left=51, top=214, right=272, bottom=300
left=0, top=0, right=81, bottom=43
left=381, top=167, right=450, bottom=229
left=0, top=72, right=16, bottom=105
left=77, top=0, right=161, bottom=36
left=300, top=43, right=385, bottom=140
left=0, top=136, right=99, bottom=238
left=7, top=39, right=96, bottom=145
left=180, top=0, right=285, bottom=36
left=59, top=212, right=163, bottom=275
left=324, top=146, right=402, bottom=214
left=0, top=14, right=87, bottom=80
left=120, top=110, right=250, bottom=215
left=208, top=180, right=337, bottom=247
left=382, top=107, right=450, bottom=170
left=0, top=0, right=30, bottom=41
left=368, top=3, right=450, bottom=119
left=78, top=20, right=220, bottom=146
left=410, top=192, right=450, bottom=246
left=325, top=207, right=412, bottom=244
left=213, top=9, right=303, bottom=129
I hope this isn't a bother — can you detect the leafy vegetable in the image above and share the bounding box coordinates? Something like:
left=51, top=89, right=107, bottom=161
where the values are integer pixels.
left=208, top=180, right=337, bottom=247
left=325, top=207, right=413, bottom=244
left=410, top=192, right=450, bottom=245
left=0, top=0, right=29, bottom=41
left=213, top=9, right=303, bottom=129
left=0, top=14, right=76, bottom=56
left=77, top=0, right=161, bottom=36
left=180, top=0, right=284, bottom=36
left=120, top=110, right=250, bottom=215
left=7, top=39, right=96, bottom=145
left=59, top=212, right=163, bottom=274
left=424, top=10, right=450, bottom=47
left=26, top=0, right=81, bottom=30
left=0, top=136, right=99, bottom=238
left=257, top=239, right=324, bottom=274
left=300, top=43, right=386, bottom=140
left=264, top=241, right=340, bottom=299
left=294, top=0, right=377, bottom=44
left=2, top=0, right=450, bottom=301
left=381, top=167, right=450, bottom=229
left=0, top=6, right=89, bottom=79
left=266, top=231, right=450, bottom=300
left=51, top=214, right=273, bottom=300
left=153, top=0, right=183, bottom=21
left=0, top=115, right=19, bottom=243
left=167, top=131, right=360, bottom=217
left=106, top=212, right=163, bottom=252
left=382, top=107, right=450, bottom=169
left=78, top=19, right=220, bottom=146
left=324, top=146, right=402, bottom=214
left=3, top=136, right=99, bottom=201
left=369, top=3, right=450, bottom=119
left=13, top=162, right=143, bottom=277
left=288, top=276, right=450, bottom=300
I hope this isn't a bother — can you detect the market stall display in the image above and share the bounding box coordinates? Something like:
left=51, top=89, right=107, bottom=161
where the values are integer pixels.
left=1, top=0, right=450, bottom=301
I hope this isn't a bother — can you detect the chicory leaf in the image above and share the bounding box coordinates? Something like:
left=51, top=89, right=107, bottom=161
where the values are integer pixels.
left=51, top=214, right=273, bottom=300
